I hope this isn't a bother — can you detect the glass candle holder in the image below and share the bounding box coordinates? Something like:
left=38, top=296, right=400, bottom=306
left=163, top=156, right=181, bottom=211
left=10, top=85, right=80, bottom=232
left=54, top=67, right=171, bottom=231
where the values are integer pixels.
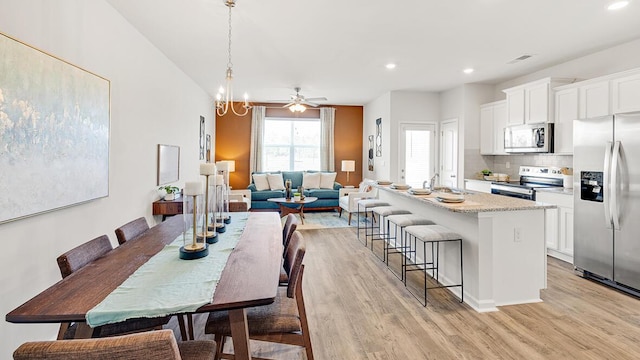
left=180, top=181, right=208, bottom=260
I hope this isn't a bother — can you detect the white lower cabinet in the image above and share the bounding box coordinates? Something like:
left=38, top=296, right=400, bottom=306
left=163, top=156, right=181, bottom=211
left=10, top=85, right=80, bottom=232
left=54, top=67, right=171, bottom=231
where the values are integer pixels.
left=537, top=191, right=573, bottom=264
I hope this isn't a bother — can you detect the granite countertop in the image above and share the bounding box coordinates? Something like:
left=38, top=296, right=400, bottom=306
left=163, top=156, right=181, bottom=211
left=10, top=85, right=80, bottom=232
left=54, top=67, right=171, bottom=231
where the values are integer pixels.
left=377, top=185, right=556, bottom=213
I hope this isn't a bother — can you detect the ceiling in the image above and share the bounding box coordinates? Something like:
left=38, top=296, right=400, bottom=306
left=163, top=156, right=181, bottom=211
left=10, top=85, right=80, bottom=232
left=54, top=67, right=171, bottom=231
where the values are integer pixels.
left=107, top=0, right=640, bottom=106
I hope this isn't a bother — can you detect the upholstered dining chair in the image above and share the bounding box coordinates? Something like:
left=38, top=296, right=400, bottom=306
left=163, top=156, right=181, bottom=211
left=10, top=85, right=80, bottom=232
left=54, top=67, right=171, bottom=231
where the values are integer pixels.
left=13, top=329, right=216, bottom=360
left=280, top=214, right=299, bottom=284
left=56, top=235, right=169, bottom=340
left=114, top=217, right=150, bottom=245
left=205, top=231, right=313, bottom=360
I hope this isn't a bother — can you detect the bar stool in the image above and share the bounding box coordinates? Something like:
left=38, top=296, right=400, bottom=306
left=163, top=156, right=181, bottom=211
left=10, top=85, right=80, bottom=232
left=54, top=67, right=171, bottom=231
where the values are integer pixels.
left=403, top=224, right=463, bottom=307
left=356, top=199, right=389, bottom=245
left=369, top=206, right=411, bottom=262
left=384, top=214, right=435, bottom=280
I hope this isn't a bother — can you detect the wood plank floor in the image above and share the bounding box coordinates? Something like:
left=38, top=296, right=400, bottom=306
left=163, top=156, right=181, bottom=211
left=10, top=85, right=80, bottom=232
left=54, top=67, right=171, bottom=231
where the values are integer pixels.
left=169, top=227, right=640, bottom=359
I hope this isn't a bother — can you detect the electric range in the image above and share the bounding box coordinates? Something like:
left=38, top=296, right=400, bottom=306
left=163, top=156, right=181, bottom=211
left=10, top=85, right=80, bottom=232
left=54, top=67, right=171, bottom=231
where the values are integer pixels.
left=490, top=165, right=564, bottom=200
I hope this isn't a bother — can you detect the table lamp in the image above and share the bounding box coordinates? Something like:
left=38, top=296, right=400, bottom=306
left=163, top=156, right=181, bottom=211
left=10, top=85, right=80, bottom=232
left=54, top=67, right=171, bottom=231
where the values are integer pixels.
left=341, top=160, right=356, bottom=185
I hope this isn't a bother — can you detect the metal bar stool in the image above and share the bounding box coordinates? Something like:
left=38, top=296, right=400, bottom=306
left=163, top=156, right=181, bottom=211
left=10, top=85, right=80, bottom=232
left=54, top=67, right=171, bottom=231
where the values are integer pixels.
left=356, top=199, right=389, bottom=246
left=384, top=214, right=435, bottom=280
left=369, top=206, right=411, bottom=262
left=403, top=224, right=464, bottom=307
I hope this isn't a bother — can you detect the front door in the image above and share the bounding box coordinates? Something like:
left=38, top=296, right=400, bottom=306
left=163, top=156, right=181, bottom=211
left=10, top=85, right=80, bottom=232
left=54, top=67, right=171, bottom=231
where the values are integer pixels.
left=440, top=119, right=458, bottom=188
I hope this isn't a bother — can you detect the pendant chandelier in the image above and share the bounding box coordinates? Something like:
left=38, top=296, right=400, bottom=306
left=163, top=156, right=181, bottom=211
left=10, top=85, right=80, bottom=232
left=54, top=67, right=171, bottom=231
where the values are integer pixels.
left=215, top=0, right=251, bottom=117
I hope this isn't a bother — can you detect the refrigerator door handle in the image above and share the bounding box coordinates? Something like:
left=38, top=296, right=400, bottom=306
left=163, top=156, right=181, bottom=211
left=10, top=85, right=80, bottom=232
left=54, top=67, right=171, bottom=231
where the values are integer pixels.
left=604, top=141, right=613, bottom=229
left=611, top=141, right=621, bottom=230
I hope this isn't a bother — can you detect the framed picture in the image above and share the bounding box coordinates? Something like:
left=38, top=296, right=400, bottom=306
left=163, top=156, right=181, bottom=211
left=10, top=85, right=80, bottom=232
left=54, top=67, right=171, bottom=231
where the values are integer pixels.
left=157, top=144, right=180, bottom=185
left=368, top=135, right=374, bottom=171
left=0, top=32, right=110, bottom=224
left=375, top=118, right=382, bottom=157
left=205, top=134, right=211, bottom=162
left=199, top=116, right=205, bottom=160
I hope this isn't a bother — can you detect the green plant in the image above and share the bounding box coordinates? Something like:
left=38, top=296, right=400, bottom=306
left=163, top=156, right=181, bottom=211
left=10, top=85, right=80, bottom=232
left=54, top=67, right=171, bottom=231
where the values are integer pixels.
left=481, top=169, right=492, bottom=176
left=158, top=185, right=180, bottom=194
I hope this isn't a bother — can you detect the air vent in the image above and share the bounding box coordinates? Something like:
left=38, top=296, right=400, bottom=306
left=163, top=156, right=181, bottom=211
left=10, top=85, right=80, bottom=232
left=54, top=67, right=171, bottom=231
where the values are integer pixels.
left=507, top=54, right=533, bottom=64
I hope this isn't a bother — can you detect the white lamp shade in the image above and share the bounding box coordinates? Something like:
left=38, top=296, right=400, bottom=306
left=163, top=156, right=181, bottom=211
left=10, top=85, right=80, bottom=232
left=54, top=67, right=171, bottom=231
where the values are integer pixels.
left=341, top=160, right=356, bottom=172
left=226, top=160, right=235, bottom=172
left=215, top=161, right=228, bottom=172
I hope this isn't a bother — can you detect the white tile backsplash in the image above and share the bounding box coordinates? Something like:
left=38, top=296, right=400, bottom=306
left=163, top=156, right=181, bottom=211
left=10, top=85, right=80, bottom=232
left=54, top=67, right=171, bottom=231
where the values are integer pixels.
left=465, top=152, right=573, bottom=180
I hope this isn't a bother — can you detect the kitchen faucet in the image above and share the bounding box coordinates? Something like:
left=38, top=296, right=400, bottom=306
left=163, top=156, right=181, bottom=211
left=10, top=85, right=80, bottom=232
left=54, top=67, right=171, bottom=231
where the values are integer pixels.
left=423, top=173, right=439, bottom=189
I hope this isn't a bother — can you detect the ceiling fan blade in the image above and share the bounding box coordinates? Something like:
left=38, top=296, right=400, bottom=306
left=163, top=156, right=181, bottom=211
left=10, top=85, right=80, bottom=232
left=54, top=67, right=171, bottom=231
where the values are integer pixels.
left=282, top=102, right=295, bottom=108
left=302, top=101, right=319, bottom=107
left=304, top=97, right=327, bottom=102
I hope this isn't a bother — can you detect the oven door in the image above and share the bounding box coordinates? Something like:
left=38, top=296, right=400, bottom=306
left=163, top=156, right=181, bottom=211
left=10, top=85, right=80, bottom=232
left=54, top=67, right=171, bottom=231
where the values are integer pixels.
left=490, top=183, right=534, bottom=200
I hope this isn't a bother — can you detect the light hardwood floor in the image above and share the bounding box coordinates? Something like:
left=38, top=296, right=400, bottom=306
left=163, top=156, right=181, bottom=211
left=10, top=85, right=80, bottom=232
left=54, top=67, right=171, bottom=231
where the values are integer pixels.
left=170, top=227, right=640, bottom=359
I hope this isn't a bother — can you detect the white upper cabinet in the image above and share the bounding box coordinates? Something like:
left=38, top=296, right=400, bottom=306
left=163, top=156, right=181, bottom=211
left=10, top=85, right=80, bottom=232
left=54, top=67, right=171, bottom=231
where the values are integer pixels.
left=506, top=89, right=525, bottom=125
left=480, top=100, right=507, bottom=155
left=554, top=88, right=579, bottom=155
left=579, top=81, right=609, bottom=118
left=611, top=71, right=640, bottom=113
left=503, top=78, right=573, bottom=125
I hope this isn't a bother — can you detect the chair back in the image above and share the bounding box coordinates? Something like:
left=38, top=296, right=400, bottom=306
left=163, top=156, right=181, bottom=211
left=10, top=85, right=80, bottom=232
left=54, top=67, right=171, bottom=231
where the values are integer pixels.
left=56, top=235, right=113, bottom=279
left=282, top=214, right=298, bottom=251
left=115, top=217, right=150, bottom=245
left=283, top=231, right=306, bottom=298
left=13, top=329, right=182, bottom=360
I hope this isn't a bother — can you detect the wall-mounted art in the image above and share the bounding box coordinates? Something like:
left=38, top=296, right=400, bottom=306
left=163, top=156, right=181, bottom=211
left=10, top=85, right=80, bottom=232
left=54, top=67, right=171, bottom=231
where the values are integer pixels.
left=206, top=134, right=211, bottom=162
left=375, top=118, right=382, bottom=157
left=0, top=32, right=110, bottom=224
left=368, top=135, right=374, bottom=171
left=199, top=115, right=205, bottom=160
left=157, top=144, right=180, bottom=185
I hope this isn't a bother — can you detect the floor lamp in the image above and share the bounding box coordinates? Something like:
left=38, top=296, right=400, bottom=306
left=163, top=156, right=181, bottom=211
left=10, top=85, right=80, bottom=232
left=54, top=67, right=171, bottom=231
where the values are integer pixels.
left=341, top=160, right=355, bottom=186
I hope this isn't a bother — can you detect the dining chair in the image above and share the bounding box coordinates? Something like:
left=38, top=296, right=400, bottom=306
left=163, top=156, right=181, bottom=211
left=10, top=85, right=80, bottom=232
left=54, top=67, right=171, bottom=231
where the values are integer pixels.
left=205, top=231, right=313, bottom=360
left=56, top=235, right=169, bottom=340
left=114, top=217, right=150, bottom=245
left=280, top=214, right=299, bottom=284
left=13, top=329, right=216, bottom=360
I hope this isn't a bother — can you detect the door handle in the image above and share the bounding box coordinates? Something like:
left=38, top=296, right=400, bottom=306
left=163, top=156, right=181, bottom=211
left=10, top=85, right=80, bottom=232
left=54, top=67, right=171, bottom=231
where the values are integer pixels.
left=611, top=141, right=621, bottom=230
left=603, top=141, right=613, bottom=229
left=450, top=175, right=456, bottom=178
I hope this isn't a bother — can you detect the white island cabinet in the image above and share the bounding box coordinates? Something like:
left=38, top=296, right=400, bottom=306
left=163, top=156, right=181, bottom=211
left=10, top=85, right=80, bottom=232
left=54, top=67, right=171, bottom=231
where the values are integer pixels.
left=377, top=186, right=554, bottom=312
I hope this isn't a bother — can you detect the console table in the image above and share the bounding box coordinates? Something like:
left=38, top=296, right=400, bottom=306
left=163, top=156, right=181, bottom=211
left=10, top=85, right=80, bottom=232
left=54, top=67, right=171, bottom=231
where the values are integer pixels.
left=153, top=197, right=248, bottom=221
left=152, top=198, right=183, bottom=221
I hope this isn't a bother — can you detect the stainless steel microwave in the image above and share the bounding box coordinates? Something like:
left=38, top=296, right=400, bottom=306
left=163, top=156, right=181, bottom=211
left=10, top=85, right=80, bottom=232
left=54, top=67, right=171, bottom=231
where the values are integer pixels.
left=504, top=123, right=553, bottom=153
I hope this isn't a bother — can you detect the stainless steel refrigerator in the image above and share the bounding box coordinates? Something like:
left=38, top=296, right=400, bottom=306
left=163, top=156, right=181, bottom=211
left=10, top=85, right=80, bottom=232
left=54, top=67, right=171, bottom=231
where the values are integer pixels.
left=574, top=112, right=640, bottom=296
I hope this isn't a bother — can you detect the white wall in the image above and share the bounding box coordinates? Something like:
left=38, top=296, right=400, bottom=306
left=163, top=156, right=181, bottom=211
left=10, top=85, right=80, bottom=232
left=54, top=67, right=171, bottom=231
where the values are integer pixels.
left=0, top=0, right=214, bottom=356
left=363, top=92, right=390, bottom=181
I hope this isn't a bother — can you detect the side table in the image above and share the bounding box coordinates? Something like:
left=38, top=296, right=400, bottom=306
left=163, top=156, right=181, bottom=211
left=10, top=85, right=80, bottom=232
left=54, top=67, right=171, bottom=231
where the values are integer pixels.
left=152, top=197, right=183, bottom=221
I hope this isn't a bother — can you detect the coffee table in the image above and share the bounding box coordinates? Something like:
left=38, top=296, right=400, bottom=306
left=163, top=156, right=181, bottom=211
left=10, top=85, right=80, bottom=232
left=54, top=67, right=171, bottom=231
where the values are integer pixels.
left=267, top=197, right=318, bottom=224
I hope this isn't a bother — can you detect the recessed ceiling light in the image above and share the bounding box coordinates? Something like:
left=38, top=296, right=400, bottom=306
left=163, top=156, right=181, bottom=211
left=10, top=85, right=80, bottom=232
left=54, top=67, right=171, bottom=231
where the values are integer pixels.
left=385, top=63, right=396, bottom=70
left=607, top=1, right=629, bottom=10
left=463, top=68, right=474, bottom=74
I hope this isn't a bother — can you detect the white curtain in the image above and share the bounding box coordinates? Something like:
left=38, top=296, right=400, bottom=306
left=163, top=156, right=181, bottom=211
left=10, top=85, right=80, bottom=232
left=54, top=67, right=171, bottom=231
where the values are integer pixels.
left=249, top=106, right=266, bottom=179
left=320, top=107, right=335, bottom=171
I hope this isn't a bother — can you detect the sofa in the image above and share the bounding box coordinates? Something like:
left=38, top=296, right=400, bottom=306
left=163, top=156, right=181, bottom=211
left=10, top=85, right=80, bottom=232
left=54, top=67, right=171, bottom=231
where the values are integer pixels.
left=248, top=171, right=342, bottom=210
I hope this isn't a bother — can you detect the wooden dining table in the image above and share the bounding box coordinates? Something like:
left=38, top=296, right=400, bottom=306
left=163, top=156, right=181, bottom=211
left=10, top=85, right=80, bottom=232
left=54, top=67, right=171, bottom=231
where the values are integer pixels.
left=5, top=212, right=282, bottom=360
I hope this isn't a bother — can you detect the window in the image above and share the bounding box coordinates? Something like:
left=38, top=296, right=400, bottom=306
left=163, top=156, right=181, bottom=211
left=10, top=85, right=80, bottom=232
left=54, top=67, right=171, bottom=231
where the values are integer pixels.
left=262, top=118, right=321, bottom=171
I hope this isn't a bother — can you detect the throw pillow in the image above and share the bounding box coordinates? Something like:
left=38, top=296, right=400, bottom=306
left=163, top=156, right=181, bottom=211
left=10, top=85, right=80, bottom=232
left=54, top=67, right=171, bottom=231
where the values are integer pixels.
left=302, top=172, right=321, bottom=189
left=267, top=173, right=286, bottom=190
left=319, top=172, right=337, bottom=189
left=253, top=174, right=270, bottom=191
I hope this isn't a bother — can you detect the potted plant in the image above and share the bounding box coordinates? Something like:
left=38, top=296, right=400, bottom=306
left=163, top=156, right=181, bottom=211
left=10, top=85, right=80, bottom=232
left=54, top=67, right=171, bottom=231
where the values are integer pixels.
left=158, top=185, right=180, bottom=200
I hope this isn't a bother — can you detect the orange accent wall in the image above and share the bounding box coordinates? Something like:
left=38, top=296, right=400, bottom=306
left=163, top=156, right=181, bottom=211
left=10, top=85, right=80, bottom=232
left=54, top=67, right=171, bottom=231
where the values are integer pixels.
left=215, top=103, right=363, bottom=189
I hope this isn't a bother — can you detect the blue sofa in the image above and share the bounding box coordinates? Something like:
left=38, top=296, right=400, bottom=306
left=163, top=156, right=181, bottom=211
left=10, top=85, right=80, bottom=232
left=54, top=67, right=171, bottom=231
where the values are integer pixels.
left=248, top=171, right=342, bottom=210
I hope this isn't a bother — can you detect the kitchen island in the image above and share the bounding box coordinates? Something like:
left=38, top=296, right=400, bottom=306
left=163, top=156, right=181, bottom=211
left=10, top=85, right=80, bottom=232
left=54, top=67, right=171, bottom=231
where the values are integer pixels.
left=377, top=186, right=555, bottom=312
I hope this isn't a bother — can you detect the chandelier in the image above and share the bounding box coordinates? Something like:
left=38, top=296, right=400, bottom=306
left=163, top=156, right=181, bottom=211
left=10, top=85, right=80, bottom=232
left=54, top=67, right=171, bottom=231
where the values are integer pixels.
left=215, top=0, right=251, bottom=117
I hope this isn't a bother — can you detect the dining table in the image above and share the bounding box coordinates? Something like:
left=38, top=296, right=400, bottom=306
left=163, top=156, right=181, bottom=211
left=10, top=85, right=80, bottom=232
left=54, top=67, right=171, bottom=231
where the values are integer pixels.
left=5, top=212, right=282, bottom=360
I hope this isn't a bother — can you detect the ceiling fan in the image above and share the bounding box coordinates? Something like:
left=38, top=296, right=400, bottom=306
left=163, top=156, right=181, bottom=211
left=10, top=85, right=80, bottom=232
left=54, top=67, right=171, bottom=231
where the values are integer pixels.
left=280, top=87, right=327, bottom=112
